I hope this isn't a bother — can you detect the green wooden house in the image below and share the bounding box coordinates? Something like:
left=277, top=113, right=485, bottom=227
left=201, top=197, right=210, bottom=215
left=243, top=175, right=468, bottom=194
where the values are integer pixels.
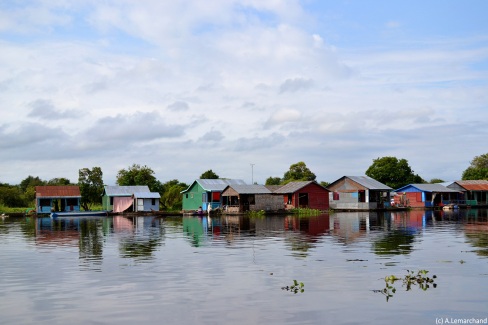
left=181, top=179, right=246, bottom=212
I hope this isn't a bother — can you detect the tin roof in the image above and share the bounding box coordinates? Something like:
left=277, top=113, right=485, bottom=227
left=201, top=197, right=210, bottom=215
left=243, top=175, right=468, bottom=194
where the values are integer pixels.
left=104, top=186, right=152, bottom=196
left=335, top=176, right=392, bottom=190
left=133, top=192, right=161, bottom=199
left=273, top=181, right=326, bottom=194
left=453, top=180, right=488, bottom=191
left=35, top=186, right=81, bottom=198
left=395, top=183, right=459, bottom=193
left=223, top=184, right=272, bottom=195
left=181, top=179, right=247, bottom=193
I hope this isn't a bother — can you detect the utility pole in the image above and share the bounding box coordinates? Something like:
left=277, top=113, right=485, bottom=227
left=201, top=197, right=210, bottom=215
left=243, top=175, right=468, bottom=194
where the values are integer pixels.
left=250, top=163, right=255, bottom=184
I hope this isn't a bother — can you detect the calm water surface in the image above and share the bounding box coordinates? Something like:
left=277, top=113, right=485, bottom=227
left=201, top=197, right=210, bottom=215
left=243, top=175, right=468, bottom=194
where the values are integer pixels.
left=1, top=210, right=487, bottom=325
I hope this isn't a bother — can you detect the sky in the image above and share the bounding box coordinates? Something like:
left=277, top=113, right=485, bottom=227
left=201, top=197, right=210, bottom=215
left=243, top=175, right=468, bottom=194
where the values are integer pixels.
left=1, top=0, right=487, bottom=187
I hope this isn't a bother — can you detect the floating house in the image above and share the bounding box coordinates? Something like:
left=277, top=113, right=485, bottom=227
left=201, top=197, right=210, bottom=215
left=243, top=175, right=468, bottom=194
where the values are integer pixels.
left=102, top=186, right=160, bottom=213
left=35, top=186, right=81, bottom=213
left=327, top=176, right=392, bottom=210
left=446, top=180, right=488, bottom=206
left=181, top=179, right=247, bottom=212
left=273, top=181, right=330, bottom=210
left=221, top=184, right=284, bottom=213
left=393, top=184, right=460, bottom=208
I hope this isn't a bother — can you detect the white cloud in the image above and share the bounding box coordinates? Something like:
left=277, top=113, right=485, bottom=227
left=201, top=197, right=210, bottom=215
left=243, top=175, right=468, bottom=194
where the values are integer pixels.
left=0, top=1, right=486, bottom=185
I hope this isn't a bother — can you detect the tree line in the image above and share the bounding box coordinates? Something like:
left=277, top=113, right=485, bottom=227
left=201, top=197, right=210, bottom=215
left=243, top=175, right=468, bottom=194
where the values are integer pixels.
left=1, top=153, right=487, bottom=210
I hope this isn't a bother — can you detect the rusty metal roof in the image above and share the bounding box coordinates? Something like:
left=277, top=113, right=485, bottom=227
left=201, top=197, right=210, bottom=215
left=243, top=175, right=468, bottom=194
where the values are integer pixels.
left=222, top=184, right=272, bottom=195
left=454, top=180, right=488, bottom=191
left=273, top=181, right=328, bottom=194
left=35, top=186, right=81, bottom=198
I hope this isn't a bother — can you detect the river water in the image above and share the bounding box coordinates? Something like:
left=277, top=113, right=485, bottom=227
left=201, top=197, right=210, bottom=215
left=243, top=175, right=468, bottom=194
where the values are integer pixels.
left=0, top=209, right=487, bottom=325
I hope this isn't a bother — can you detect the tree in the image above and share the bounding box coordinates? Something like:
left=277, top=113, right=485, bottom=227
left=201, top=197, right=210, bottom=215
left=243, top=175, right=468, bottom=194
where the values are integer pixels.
left=160, top=179, right=188, bottom=211
left=19, top=175, right=45, bottom=193
left=462, top=153, right=488, bottom=180
left=47, top=177, right=72, bottom=185
left=320, top=181, right=330, bottom=187
left=265, top=177, right=281, bottom=185
left=116, top=164, right=159, bottom=192
left=282, top=161, right=316, bottom=184
left=19, top=175, right=45, bottom=205
left=0, top=184, right=25, bottom=207
left=365, top=156, right=424, bottom=189
left=78, top=167, right=104, bottom=211
left=200, top=169, right=219, bottom=179
left=429, top=178, right=445, bottom=184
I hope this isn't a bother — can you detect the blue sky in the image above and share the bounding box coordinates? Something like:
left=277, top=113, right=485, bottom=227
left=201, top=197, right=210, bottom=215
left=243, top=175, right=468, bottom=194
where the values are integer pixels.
left=1, top=0, right=487, bottom=186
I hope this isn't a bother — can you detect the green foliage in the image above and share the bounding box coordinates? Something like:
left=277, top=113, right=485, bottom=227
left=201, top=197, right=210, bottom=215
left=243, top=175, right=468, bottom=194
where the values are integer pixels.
left=282, top=279, right=305, bottom=294
left=0, top=184, right=26, bottom=207
left=375, top=270, right=437, bottom=302
left=365, top=156, right=424, bottom=189
left=429, top=178, right=445, bottom=184
left=116, top=164, right=160, bottom=192
left=320, top=181, right=330, bottom=187
left=19, top=176, right=45, bottom=192
left=265, top=176, right=281, bottom=185
left=462, top=153, right=488, bottom=180
left=47, top=177, right=72, bottom=185
left=291, top=208, right=321, bottom=216
left=160, top=179, right=188, bottom=211
left=247, top=210, right=266, bottom=218
left=200, top=169, right=219, bottom=179
left=78, top=167, right=104, bottom=211
left=282, top=161, right=316, bottom=183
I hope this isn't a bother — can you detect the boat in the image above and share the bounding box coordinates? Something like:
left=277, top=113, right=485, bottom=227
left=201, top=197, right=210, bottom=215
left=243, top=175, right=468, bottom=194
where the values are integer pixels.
left=50, top=211, right=108, bottom=219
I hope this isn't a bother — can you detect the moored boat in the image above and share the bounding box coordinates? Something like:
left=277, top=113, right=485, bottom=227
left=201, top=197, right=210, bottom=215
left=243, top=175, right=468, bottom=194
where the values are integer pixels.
left=50, top=211, right=108, bottom=219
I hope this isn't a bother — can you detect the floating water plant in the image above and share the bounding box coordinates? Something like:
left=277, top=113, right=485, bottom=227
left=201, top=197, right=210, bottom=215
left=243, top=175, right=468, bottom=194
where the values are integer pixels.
left=247, top=210, right=266, bottom=218
left=291, top=208, right=321, bottom=216
left=282, top=279, right=305, bottom=294
left=373, top=269, right=437, bottom=301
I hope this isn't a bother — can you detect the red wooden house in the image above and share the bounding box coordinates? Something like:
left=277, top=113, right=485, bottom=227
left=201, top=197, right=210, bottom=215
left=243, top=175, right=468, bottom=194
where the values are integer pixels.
left=273, top=181, right=329, bottom=210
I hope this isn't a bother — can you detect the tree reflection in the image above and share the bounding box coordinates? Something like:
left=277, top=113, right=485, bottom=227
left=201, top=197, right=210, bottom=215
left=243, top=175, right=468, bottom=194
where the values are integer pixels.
left=117, top=217, right=165, bottom=260
left=373, top=230, right=415, bottom=255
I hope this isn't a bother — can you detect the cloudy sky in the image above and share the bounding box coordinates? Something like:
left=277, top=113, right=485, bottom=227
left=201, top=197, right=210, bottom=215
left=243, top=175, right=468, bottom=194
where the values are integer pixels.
left=1, top=0, right=487, bottom=186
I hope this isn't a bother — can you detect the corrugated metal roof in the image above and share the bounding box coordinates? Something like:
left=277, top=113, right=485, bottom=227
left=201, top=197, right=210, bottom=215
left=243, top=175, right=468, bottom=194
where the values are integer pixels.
left=104, top=186, right=151, bottom=196
left=273, top=181, right=317, bottom=194
left=346, top=176, right=392, bottom=190
left=223, top=185, right=272, bottom=194
left=454, top=180, right=488, bottom=191
left=133, top=192, right=161, bottom=199
left=35, top=186, right=81, bottom=198
left=197, top=179, right=247, bottom=191
left=396, top=183, right=459, bottom=193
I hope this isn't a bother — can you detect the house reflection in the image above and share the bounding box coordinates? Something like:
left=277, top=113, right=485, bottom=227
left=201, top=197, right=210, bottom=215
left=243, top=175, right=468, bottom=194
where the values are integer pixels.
left=113, top=216, right=165, bottom=260
left=31, top=216, right=106, bottom=270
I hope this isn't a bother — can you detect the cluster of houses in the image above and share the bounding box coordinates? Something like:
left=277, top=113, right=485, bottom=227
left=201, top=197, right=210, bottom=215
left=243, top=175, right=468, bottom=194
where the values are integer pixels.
left=34, top=176, right=488, bottom=214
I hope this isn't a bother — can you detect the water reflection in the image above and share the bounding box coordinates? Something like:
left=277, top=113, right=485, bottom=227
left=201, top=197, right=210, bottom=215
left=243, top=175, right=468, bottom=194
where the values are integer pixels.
left=19, top=210, right=488, bottom=261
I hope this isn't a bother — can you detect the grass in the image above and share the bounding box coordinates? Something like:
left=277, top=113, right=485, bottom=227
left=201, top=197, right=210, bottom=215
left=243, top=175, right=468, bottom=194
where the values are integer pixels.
left=0, top=205, right=34, bottom=214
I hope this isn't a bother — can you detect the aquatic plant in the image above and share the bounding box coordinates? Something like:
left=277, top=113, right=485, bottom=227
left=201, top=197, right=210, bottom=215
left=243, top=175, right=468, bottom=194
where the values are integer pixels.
left=282, top=279, right=305, bottom=294
left=374, top=269, right=437, bottom=301
left=247, top=210, right=266, bottom=218
left=291, top=208, right=321, bottom=216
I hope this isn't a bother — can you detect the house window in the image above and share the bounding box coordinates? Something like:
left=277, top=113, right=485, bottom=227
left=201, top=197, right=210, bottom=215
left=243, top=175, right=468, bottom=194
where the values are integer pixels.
left=110, top=197, right=114, bottom=205
left=186, top=194, right=188, bottom=199
left=152, top=198, right=156, bottom=205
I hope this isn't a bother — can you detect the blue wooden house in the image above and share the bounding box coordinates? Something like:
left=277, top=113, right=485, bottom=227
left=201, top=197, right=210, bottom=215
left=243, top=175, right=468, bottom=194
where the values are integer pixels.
left=102, top=186, right=160, bottom=213
left=181, top=179, right=246, bottom=212
left=393, top=184, right=460, bottom=208
left=35, top=186, right=82, bottom=213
